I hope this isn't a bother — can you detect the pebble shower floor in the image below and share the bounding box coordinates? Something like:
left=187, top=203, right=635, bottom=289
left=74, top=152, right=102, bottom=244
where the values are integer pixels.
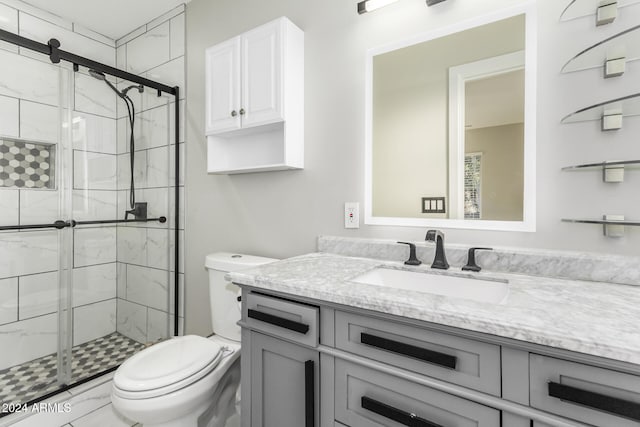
left=0, top=333, right=143, bottom=409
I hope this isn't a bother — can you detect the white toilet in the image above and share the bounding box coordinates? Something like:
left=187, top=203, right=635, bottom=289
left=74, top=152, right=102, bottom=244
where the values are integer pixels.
left=111, top=252, right=276, bottom=427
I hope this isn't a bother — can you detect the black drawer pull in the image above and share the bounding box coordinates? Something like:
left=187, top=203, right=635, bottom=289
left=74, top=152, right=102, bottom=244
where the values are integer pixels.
left=548, top=382, right=640, bottom=421
left=361, top=396, right=444, bottom=427
left=248, top=309, right=310, bottom=334
left=305, top=360, right=315, bottom=427
left=360, top=333, right=457, bottom=370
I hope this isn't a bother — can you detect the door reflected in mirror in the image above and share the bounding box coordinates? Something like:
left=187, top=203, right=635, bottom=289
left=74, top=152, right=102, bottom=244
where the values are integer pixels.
left=366, top=7, right=535, bottom=231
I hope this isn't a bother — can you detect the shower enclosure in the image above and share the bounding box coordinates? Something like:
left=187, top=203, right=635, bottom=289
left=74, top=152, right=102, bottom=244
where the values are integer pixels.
left=0, top=28, right=180, bottom=411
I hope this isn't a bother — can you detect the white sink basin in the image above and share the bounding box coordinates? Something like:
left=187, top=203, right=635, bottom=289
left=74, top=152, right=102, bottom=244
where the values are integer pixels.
left=351, top=268, right=509, bottom=304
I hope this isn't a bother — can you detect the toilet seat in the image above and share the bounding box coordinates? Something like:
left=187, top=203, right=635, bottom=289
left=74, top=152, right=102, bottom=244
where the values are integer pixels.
left=113, top=335, right=224, bottom=400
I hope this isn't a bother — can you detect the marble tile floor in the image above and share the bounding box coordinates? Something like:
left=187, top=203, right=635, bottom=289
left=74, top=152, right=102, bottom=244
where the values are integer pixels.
left=0, top=333, right=144, bottom=407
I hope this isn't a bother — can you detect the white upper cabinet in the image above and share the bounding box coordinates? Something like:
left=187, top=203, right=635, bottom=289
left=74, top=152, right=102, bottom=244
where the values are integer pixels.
left=205, top=17, right=304, bottom=174
left=241, top=20, right=283, bottom=129
left=205, top=37, right=241, bottom=134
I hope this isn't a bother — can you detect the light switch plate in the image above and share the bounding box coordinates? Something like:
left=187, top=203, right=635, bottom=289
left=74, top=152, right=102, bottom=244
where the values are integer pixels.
left=344, top=202, right=359, bottom=229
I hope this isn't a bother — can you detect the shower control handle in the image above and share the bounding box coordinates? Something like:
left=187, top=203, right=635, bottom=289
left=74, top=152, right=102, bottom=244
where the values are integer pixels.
left=231, top=110, right=237, bottom=117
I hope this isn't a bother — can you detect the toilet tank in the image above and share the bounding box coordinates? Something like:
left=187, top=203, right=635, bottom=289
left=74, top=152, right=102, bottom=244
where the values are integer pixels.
left=205, top=252, right=277, bottom=341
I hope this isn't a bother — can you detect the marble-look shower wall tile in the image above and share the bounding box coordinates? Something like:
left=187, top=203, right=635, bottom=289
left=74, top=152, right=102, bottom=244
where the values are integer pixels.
left=117, top=262, right=127, bottom=298
left=117, top=151, right=146, bottom=190
left=73, top=299, right=116, bottom=346
left=116, top=117, right=128, bottom=154
left=74, top=73, right=117, bottom=119
left=19, top=13, right=115, bottom=67
left=0, top=189, right=19, bottom=226
left=0, top=230, right=57, bottom=278
left=116, top=45, right=126, bottom=70
left=0, top=313, right=57, bottom=370
left=74, top=151, right=117, bottom=190
left=146, top=308, right=169, bottom=342
left=72, top=190, right=117, bottom=221
left=0, top=50, right=58, bottom=106
left=19, top=271, right=58, bottom=319
left=126, top=265, right=168, bottom=311
left=73, top=263, right=117, bottom=307
left=144, top=57, right=184, bottom=110
left=20, top=189, right=59, bottom=224
left=0, top=4, right=18, bottom=54
left=117, top=226, right=147, bottom=265
left=0, top=277, right=18, bottom=325
left=0, top=95, right=19, bottom=137
left=73, top=227, right=117, bottom=267
left=134, top=105, right=169, bottom=150
left=116, top=298, right=147, bottom=344
left=147, top=228, right=169, bottom=269
left=126, top=21, right=170, bottom=74
left=146, top=146, right=169, bottom=188
left=72, top=111, right=117, bottom=154
left=170, top=14, right=185, bottom=60
left=19, top=101, right=58, bottom=143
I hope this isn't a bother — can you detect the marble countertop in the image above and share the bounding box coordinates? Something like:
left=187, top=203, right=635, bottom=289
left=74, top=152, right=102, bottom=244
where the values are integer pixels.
left=228, top=252, right=640, bottom=365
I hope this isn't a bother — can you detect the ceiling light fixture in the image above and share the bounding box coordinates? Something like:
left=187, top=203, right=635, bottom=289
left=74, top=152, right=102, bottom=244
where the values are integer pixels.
left=357, top=0, right=399, bottom=14
left=426, top=0, right=447, bottom=6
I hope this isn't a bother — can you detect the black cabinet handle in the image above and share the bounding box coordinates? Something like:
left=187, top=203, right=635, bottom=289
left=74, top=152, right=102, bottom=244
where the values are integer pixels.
left=361, top=333, right=457, bottom=370
left=361, top=396, right=444, bottom=427
left=247, top=309, right=310, bottom=334
left=305, top=360, right=315, bottom=427
left=548, top=381, right=640, bottom=421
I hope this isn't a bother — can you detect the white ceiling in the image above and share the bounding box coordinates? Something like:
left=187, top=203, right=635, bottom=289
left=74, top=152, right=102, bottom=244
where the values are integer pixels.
left=21, top=0, right=189, bottom=40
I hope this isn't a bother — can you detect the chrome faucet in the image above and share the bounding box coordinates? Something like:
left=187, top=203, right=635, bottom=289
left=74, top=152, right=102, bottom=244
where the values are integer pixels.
left=425, top=230, right=449, bottom=270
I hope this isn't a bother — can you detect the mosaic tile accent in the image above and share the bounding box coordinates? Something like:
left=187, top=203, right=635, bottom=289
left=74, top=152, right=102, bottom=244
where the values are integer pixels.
left=0, top=332, right=144, bottom=407
left=0, top=138, right=55, bottom=189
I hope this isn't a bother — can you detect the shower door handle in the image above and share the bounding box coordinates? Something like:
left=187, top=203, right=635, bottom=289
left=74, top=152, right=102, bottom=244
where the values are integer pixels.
left=0, top=220, right=73, bottom=231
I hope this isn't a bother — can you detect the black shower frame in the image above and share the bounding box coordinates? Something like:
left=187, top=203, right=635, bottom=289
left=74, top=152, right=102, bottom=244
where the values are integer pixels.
left=0, top=28, right=181, bottom=337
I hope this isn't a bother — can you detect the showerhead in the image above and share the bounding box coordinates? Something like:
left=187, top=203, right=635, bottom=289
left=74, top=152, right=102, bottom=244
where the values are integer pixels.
left=88, top=69, right=106, bottom=81
left=122, top=84, right=144, bottom=96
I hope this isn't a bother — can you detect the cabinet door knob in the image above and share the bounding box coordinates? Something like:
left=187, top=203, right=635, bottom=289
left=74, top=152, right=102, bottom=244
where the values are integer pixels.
left=231, top=110, right=237, bottom=117
left=239, top=108, right=245, bottom=115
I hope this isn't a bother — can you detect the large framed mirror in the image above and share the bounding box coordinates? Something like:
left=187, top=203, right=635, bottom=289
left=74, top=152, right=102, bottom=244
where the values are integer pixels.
left=364, top=4, right=536, bottom=231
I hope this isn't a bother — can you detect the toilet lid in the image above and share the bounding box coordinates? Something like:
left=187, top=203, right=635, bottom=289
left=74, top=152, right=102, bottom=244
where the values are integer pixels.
left=114, top=335, right=223, bottom=393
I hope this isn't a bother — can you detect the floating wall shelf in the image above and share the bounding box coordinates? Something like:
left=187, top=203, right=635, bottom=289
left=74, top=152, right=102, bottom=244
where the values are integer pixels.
left=563, top=217, right=640, bottom=237
left=562, top=159, right=640, bottom=182
left=560, top=0, right=640, bottom=23
left=561, top=25, right=640, bottom=75
left=561, top=92, right=640, bottom=127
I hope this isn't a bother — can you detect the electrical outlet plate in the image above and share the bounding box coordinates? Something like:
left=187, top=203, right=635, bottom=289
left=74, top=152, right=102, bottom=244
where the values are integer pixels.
left=344, top=202, right=360, bottom=229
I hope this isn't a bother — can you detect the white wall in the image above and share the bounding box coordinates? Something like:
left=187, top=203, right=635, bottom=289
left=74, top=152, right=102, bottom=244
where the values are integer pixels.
left=185, top=0, right=640, bottom=335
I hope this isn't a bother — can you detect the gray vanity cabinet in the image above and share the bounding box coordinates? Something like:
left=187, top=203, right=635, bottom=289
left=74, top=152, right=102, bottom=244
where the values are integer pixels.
left=249, top=331, right=320, bottom=427
left=240, top=288, right=640, bottom=427
left=334, top=359, right=500, bottom=426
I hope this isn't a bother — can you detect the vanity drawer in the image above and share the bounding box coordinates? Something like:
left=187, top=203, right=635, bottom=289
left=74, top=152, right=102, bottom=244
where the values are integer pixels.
left=244, top=292, right=319, bottom=347
left=530, top=354, right=640, bottom=427
left=335, top=311, right=501, bottom=395
left=334, top=359, right=500, bottom=427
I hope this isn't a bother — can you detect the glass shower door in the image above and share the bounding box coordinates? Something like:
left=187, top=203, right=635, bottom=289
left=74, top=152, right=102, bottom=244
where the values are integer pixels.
left=0, top=57, right=74, bottom=408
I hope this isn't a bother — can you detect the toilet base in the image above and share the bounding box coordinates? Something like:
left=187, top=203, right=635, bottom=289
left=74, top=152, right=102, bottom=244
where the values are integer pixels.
left=112, top=338, right=241, bottom=427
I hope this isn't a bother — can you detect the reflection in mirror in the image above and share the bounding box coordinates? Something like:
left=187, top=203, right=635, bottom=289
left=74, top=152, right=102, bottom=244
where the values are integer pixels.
left=366, top=6, right=535, bottom=231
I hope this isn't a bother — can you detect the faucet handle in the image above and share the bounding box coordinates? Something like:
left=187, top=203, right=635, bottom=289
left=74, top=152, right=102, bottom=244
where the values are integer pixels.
left=462, top=247, right=493, bottom=272
left=397, top=242, right=422, bottom=266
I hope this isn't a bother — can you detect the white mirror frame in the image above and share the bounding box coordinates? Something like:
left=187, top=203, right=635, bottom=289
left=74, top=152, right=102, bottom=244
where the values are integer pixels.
left=364, top=3, right=537, bottom=232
